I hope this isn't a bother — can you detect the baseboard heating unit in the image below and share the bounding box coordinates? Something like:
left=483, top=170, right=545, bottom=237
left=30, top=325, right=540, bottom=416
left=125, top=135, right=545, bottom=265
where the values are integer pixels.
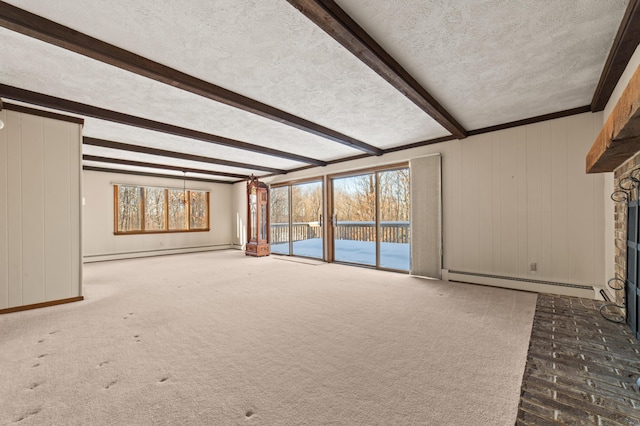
left=446, top=270, right=595, bottom=298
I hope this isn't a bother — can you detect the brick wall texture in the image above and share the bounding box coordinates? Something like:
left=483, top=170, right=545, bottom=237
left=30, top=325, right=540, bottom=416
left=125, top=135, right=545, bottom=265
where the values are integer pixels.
left=613, top=152, right=640, bottom=304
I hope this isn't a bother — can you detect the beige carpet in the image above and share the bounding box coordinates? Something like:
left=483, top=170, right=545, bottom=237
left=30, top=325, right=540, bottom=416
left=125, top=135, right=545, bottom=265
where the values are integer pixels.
left=0, top=250, right=537, bottom=425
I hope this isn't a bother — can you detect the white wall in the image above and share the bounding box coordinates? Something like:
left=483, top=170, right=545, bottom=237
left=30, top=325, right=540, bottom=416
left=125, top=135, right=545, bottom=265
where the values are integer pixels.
left=251, top=111, right=606, bottom=295
left=83, top=170, right=234, bottom=262
left=0, top=109, right=82, bottom=309
left=231, top=180, right=247, bottom=249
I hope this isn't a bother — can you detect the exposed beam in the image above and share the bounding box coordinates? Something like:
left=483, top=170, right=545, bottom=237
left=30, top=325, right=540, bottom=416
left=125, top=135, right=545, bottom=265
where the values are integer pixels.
left=591, top=0, right=640, bottom=111
left=83, top=166, right=235, bottom=185
left=587, top=65, right=640, bottom=173
left=383, top=135, right=457, bottom=154
left=82, top=155, right=250, bottom=180
left=0, top=84, right=324, bottom=167
left=468, top=106, right=592, bottom=136
left=0, top=1, right=382, bottom=156
left=3, top=101, right=84, bottom=124
left=287, top=0, right=467, bottom=139
left=83, top=137, right=286, bottom=175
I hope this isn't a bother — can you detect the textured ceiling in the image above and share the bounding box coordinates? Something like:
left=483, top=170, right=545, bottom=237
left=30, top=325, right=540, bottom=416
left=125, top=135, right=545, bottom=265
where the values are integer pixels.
left=337, top=0, right=629, bottom=130
left=0, top=0, right=632, bottom=181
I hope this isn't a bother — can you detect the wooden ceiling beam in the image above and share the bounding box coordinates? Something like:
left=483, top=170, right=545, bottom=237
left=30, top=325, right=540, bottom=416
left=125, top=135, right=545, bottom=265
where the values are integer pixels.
left=287, top=0, right=467, bottom=139
left=591, top=0, right=640, bottom=111
left=0, top=84, right=323, bottom=168
left=83, top=166, right=236, bottom=185
left=587, top=65, right=640, bottom=173
left=83, top=137, right=286, bottom=175
left=0, top=2, right=382, bottom=156
left=82, top=155, right=250, bottom=180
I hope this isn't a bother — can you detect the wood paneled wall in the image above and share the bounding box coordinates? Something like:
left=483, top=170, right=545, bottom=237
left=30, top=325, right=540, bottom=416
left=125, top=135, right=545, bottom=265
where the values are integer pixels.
left=0, top=109, right=82, bottom=310
left=448, top=112, right=605, bottom=287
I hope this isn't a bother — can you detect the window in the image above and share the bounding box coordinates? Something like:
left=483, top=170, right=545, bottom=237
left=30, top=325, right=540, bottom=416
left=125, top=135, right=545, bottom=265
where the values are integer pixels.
left=114, top=185, right=210, bottom=234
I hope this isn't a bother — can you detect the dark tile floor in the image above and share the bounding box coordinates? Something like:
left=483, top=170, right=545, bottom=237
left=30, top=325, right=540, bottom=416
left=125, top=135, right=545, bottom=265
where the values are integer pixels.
left=517, top=294, right=640, bottom=425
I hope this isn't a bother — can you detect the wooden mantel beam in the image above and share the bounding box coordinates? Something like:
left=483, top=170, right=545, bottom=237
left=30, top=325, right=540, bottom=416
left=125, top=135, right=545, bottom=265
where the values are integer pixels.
left=586, top=65, right=640, bottom=173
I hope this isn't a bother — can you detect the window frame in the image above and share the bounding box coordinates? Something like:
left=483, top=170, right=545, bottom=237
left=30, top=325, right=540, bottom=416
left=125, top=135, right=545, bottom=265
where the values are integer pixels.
left=114, top=184, right=210, bottom=235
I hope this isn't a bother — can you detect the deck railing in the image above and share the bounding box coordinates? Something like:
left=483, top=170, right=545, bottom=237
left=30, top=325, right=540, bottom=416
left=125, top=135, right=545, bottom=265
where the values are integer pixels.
left=271, top=221, right=409, bottom=244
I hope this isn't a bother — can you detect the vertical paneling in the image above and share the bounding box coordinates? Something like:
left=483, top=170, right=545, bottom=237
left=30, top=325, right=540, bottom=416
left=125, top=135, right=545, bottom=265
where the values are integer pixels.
left=444, top=141, right=462, bottom=269
left=516, top=126, right=529, bottom=277
left=0, top=110, right=8, bottom=309
left=476, top=134, right=493, bottom=272
left=567, top=114, right=597, bottom=284
left=526, top=122, right=544, bottom=278
left=491, top=133, right=502, bottom=272
left=21, top=114, right=46, bottom=305
left=1, top=110, right=82, bottom=310
left=7, top=111, right=23, bottom=307
left=44, top=119, right=72, bottom=301
left=450, top=112, right=604, bottom=288
left=550, top=118, right=570, bottom=279
left=461, top=136, right=479, bottom=271
left=71, top=125, right=82, bottom=297
left=539, top=122, right=554, bottom=280
left=499, top=128, right=519, bottom=275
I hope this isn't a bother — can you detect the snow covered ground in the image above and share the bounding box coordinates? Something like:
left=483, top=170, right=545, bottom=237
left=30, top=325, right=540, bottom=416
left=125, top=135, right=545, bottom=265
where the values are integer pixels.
left=271, top=238, right=410, bottom=270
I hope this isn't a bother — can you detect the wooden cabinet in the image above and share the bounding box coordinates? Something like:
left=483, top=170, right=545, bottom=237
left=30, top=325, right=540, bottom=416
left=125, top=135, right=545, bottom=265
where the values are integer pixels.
left=246, top=175, right=270, bottom=257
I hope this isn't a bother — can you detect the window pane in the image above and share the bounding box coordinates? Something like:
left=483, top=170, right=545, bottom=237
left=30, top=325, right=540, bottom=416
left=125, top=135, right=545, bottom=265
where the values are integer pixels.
left=168, top=189, right=188, bottom=230
left=270, top=186, right=290, bottom=255
left=144, top=188, right=166, bottom=231
left=333, top=174, right=376, bottom=266
left=379, top=168, right=410, bottom=271
left=189, top=191, right=209, bottom=230
left=117, top=186, right=142, bottom=232
left=291, top=181, right=323, bottom=259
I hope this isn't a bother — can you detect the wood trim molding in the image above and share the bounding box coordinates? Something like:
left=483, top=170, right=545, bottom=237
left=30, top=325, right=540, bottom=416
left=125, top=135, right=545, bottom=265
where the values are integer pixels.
left=83, top=155, right=250, bottom=180
left=83, top=166, right=237, bottom=185
left=383, top=135, right=457, bottom=153
left=0, top=2, right=381, bottom=156
left=468, top=106, right=592, bottom=136
left=83, top=137, right=285, bottom=174
left=0, top=297, right=84, bottom=315
left=586, top=65, right=640, bottom=173
left=287, top=0, right=466, bottom=139
left=0, top=84, right=325, bottom=167
left=3, top=101, right=84, bottom=124
left=591, top=0, right=640, bottom=111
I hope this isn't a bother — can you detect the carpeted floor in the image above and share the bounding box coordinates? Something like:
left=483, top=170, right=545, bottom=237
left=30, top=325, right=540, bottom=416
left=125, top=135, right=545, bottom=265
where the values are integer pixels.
left=0, top=250, right=537, bottom=425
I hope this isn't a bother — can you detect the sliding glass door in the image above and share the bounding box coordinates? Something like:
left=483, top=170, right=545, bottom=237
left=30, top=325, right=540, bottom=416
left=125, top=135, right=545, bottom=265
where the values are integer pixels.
left=378, top=169, right=410, bottom=270
left=330, top=166, right=410, bottom=271
left=332, top=174, right=376, bottom=266
left=269, top=180, right=324, bottom=259
left=270, top=186, right=290, bottom=255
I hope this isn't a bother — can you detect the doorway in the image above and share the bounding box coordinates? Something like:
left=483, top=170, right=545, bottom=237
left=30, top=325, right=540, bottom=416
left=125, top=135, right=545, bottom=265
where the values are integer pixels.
left=329, top=166, right=410, bottom=271
left=270, top=180, right=324, bottom=260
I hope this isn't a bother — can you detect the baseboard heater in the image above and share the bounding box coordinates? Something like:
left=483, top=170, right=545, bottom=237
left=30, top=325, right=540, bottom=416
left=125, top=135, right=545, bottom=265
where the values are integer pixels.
left=83, top=244, right=232, bottom=262
left=448, top=270, right=593, bottom=290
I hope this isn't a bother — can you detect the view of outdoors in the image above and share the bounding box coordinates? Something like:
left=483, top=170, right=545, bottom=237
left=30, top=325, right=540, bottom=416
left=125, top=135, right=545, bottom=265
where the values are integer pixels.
left=269, top=168, right=410, bottom=271
left=270, top=181, right=323, bottom=258
left=116, top=185, right=209, bottom=233
left=333, top=169, right=410, bottom=270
